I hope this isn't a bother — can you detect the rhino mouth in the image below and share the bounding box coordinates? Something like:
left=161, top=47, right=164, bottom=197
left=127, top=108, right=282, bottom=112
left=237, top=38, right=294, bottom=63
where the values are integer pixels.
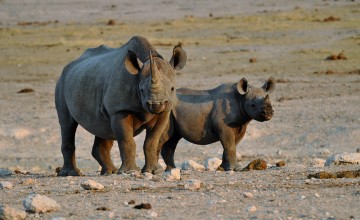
left=260, top=108, right=274, bottom=121
left=146, top=101, right=169, bottom=114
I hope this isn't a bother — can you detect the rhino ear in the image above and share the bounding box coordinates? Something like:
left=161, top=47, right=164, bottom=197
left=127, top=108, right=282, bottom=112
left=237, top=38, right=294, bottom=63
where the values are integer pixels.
left=125, top=50, right=143, bottom=75
left=170, top=44, right=187, bottom=70
left=262, top=77, right=275, bottom=93
left=237, top=78, right=248, bottom=95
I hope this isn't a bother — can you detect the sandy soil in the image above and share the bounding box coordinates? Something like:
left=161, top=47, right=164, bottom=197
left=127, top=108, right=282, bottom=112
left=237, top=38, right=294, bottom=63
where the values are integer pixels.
left=1, top=0, right=360, bottom=219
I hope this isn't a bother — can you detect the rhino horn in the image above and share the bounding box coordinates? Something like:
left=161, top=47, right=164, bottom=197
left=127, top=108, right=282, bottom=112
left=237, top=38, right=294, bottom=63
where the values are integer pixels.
left=149, top=50, right=161, bottom=89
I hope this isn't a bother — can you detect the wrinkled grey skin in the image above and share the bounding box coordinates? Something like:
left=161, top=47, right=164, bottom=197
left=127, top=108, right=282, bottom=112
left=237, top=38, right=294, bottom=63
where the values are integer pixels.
left=55, top=36, right=187, bottom=176
left=159, top=77, right=275, bottom=171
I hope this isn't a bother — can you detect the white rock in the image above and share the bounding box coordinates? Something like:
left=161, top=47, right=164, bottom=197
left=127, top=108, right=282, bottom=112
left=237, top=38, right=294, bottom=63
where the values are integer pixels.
left=81, top=179, right=104, bottom=190
left=143, top=172, right=153, bottom=180
left=247, top=205, right=257, bottom=212
left=158, top=159, right=167, bottom=170
left=325, top=152, right=360, bottom=166
left=0, top=168, right=12, bottom=177
left=205, top=158, right=222, bottom=171
left=145, top=211, right=158, bottom=218
left=163, top=168, right=181, bottom=181
left=311, top=158, right=326, bottom=167
left=181, top=160, right=205, bottom=171
left=128, top=171, right=141, bottom=178
left=0, top=181, right=13, bottom=189
left=0, top=204, right=27, bottom=220
left=184, top=179, right=202, bottom=190
left=23, top=194, right=60, bottom=213
left=243, top=192, right=254, bottom=198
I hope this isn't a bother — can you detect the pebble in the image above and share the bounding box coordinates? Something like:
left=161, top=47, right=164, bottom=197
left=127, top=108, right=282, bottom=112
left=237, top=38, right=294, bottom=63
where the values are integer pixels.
left=80, top=179, right=104, bottom=190
left=226, top=170, right=234, bottom=175
left=21, top=178, right=35, bottom=185
left=0, top=168, right=12, bottom=177
left=311, top=158, right=326, bottom=167
left=0, top=204, right=27, bottom=220
left=184, top=179, right=203, bottom=190
left=181, top=160, right=205, bottom=171
left=0, top=181, right=14, bottom=189
left=23, top=194, right=60, bottom=213
left=142, top=172, right=153, bottom=180
left=163, top=168, right=181, bottom=181
left=158, top=159, right=167, bottom=170
left=243, top=192, right=254, bottom=198
left=128, top=171, right=141, bottom=178
left=315, top=193, right=320, bottom=198
left=325, top=152, right=360, bottom=166
left=247, top=205, right=257, bottom=212
left=205, top=158, right=222, bottom=171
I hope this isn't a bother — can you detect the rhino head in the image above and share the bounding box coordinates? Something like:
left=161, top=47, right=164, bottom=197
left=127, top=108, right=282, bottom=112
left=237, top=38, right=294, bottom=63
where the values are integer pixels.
left=237, top=77, right=275, bottom=122
left=125, top=45, right=187, bottom=114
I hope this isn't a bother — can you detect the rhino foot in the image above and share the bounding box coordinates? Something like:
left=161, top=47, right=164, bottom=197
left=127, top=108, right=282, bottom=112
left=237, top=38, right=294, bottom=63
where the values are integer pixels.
left=217, top=164, right=242, bottom=172
left=142, top=164, right=164, bottom=175
left=58, top=168, right=83, bottom=176
left=101, top=168, right=118, bottom=175
left=117, top=164, right=140, bottom=174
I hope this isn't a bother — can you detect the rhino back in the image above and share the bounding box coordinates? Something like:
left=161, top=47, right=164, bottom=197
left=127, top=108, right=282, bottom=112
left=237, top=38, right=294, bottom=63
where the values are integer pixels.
left=173, top=83, right=240, bottom=144
left=57, top=41, right=143, bottom=139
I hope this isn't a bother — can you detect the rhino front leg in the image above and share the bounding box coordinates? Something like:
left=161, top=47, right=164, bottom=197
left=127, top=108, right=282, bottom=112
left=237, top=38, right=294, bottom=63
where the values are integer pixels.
left=91, top=137, right=117, bottom=175
left=111, top=113, right=140, bottom=174
left=58, top=119, right=82, bottom=176
left=142, top=112, right=170, bottom=174
left=218, top=129, right=241, bottom=171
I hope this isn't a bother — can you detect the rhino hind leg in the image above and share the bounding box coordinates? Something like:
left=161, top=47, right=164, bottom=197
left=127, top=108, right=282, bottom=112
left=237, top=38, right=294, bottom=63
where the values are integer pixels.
left=160, top=134, right=181, bottom=171
left=58, top=117, right=82, bottom=176
left=91, top=137, right=117, bottom=175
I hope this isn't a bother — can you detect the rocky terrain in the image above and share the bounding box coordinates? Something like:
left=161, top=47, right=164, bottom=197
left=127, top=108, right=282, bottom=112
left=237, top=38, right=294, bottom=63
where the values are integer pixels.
left=1, top=0, right=360, bottom=219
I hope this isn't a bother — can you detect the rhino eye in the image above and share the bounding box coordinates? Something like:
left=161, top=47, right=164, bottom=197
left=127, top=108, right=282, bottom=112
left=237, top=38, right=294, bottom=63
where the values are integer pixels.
left=171, top=87, right=175, bottom=93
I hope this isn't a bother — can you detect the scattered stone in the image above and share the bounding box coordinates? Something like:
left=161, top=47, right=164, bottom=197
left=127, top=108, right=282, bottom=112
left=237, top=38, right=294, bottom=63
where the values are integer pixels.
left=308, top=170, right=360, bottom=179
left=243, top=192, right=254, bottom=198
left=96, top=206, right=111, bottom=211
left=325, top=152, right=360, bottom=166
left=80, top=179, right=104, bottom=190
left=17, top=88, right=34, bottom=93
left=107, top=19, right=116, bottom=25
left=128, top=200, right=135, bottom=205
left=23, top=194, right=60, bottom=213
left=21, top=178, right=36, bottom=185
left=311, top=158, right=326, bottom=167
left=249, top=58, right=257, bottom=63
left=0, top=181, right=14, bottom=189
left=0, top=168, right=12, bottom=177
left=325, top=52, right=347, bottom=61
left=276, top=161, right=286, bottom=167
left=247, top=205, right=257, bottom=212
left=314, top=193, right=320, bottom=198
left=158, top=159, right=167, bottom=170
left=129, top=170, right=141, bottom=178
left=145, top=211, right=158, bottom=218
left=0, top=204, right=27, bottom=220
left=226, top=170, right=234, bottom=175
left=181, top=160, right=205, bottom=171
left=242, top=159, right=267, bottom=171
left=323, top=16, right=341, bottom=22
left=205, top=158, right=222, bottom=171
left=163, top=168, right=181, bottom=181
left=184, top=179, right=203, bottom=190
left=134, top=203, right=152, bottom=210
left=142, top=172, right=153, bottom=180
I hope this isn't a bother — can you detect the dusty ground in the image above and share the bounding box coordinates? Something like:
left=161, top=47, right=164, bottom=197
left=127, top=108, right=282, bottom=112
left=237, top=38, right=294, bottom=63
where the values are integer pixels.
left=1, top=0, right=360, bottom=219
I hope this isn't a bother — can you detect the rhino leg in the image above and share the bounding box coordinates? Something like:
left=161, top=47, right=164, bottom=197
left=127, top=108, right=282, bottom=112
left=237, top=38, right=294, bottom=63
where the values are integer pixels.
left=218, top=130, right=241, bottom=171
left=111, top=113, right=140, bottom=174
left=142, top=112, right=171, bottom=174
left=58, top=117, right=82, bottom=176
left=91, top=137, right=117, bottom=175
left=160, top=134, right=181, bottom=171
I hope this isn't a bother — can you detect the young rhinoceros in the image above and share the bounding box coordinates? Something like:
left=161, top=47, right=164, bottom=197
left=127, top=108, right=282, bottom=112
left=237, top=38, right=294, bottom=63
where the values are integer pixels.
left=159, top=77, right=275, bottom=171
left=55, top=36, right=186, bottom=176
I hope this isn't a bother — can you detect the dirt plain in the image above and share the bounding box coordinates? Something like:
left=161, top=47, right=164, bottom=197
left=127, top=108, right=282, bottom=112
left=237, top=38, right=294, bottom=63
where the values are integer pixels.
left=1, top=0, right=360, bottom=219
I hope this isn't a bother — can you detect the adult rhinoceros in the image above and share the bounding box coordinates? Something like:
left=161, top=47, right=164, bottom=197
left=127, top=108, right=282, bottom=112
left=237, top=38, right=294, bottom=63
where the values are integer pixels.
left=55, top=36, right=187, bottom=176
